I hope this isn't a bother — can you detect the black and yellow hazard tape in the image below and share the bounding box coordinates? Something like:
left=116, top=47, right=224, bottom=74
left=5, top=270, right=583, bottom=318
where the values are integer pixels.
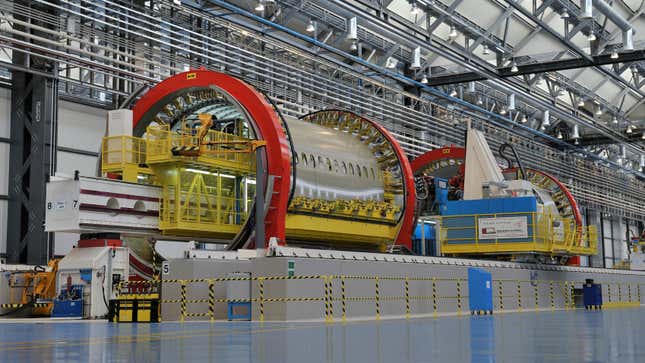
left=534, top=283, right=539, bottom=310
left=327, top=275, right=334, bottom=321
left=185, top=312, right=210, bottom=318
left=264, top=297, right=324, bottom=302
left=516, top=280, right=522, bottom=311
left=405, top=277, right=410, bottom=319
left=344, top=296, right=376, bottom=302
left=1, top=303, right=23, bottom=309
left=341, top=276, right=346, bottom=322
left=161, top=298, right=184, bottom=304
left=549, top=281, right=554, bottom=310
left=374, top=276, right=380, bottom=320
left=180, top=282, right=187, bottom=322
left=638, top=285, right=641, bottom=302
left=432, top=277, right=438, bottom=317
left=498, top=280, right=504, bottom=311
left=33, top=302, right=51, bottom=308
left=208, top=281, right=215, bottom=322
left=455, top=279, right=463, bottom=315
left=471, top=310, right=493, bottom=315
left=259, top=277, right=265, bottom=322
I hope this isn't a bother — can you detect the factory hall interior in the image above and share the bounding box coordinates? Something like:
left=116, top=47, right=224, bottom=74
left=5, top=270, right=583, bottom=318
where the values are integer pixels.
left=1, top=0, right=645, bottom=362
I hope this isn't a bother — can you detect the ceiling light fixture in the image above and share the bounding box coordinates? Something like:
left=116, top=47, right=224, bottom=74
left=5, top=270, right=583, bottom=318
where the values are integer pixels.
left=449, top=25, right=458, bottom=38
left=577, top=98, right=585, bottom=107
left=410, top=1, right=422, bottom=15
left=588, top=31, right=596, bottom=42
left=510, top=60, right=518, bottom=73
left=557, top=131, right=563, bottom=139
left=610, top=50, right=619, bottom=59
left=571, top=124, right=580, bottom=139
left=482, top=44, right=490, bottom=55
left=626, top=125, right=633, bottom=134
left=595, top=106, right=603, bottom=116
left=254, top=1, right=265, bottom=12
left=476, top=96, right=484, bottom=105
left=349, top=40, right=358, bottom=51
left=385, top=57, right=398, bottom=69
left=520, top=114, right=528, bottom=123
left=449, top=88, right=458, bottom=97
left=420, top=74, right=428, bottom=84
left=561, top=9, right=569, bottom=19
left=306, top=19, right=316, bottom=33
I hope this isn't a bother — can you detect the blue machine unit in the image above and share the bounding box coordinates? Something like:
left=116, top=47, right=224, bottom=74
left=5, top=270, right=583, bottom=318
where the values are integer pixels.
left=52, top=285, right=84, bottom=318
left=412, top=223, right=436, bottom=256
left=441, top=196, right=537, bottom=246
left=583, top=279, right=603, bottom=309
left=468, top=268, right=493, bottom=314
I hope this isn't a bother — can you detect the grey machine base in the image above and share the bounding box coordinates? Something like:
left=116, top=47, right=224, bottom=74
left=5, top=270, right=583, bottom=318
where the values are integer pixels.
left=161, top=256, right=645, bottom=322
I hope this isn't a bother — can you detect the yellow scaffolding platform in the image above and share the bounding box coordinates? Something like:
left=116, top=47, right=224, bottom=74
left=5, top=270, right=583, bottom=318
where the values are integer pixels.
left=100, top=122, right=257, bottom=239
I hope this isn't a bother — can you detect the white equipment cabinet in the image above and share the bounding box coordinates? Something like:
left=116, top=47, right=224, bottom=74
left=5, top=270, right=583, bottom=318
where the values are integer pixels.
left=56, top=246, right=129, bottom=318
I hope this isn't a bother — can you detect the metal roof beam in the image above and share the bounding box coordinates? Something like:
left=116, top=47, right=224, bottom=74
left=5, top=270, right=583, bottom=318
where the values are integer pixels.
left=426, top=50, right=645, bottom=85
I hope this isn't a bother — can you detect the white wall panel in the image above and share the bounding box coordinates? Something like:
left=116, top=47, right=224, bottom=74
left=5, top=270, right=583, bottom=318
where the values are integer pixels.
left=56, top=151, right=98, bottom=177
left=0, top=200, right=6, bottom=255
left=54, top=232, right=78, bottom=256
left=57, top=100, right=107, bottom=153
left=0, top=87, right=10, bottom=138
left=0, top=88, right=8, bottom=257
left=0, top=143, right=8, bottom=195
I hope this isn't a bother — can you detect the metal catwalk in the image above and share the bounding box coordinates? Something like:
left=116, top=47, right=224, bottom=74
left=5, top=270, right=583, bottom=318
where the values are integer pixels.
left=0, top=307, right=643, bottom=362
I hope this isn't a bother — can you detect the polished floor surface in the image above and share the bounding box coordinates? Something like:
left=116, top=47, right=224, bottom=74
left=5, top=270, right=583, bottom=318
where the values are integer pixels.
left=0, top=308, right=644, bottom=363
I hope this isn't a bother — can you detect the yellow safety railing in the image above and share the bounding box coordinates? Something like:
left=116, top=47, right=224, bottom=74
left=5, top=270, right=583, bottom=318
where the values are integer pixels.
left=114, top=277, right=644, bottom=323
left=101, top=135, right=151, bottom=182
left=145, top=125, right=255, bottom=171
left=440, top=211, right=597, bottom=256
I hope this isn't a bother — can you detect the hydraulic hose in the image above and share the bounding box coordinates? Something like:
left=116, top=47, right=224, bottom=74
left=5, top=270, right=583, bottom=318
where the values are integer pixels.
left=499, top=143, right=526, bottom=180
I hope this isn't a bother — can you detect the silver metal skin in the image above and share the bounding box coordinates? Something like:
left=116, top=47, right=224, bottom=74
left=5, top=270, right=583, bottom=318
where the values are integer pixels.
left=285, top=115, right=386, bottom=202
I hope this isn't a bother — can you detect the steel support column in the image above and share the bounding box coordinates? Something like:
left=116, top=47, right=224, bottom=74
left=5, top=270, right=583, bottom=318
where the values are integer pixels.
left=6, top=0, right=58, bottom=264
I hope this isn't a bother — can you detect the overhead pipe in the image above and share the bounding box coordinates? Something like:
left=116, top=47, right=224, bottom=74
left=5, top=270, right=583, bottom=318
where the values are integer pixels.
left=590, top=0, right=634, bottom=50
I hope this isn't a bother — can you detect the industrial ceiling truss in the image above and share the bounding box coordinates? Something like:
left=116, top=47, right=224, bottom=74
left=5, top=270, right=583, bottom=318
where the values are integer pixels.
left=0, top=0, right=643, bottom=221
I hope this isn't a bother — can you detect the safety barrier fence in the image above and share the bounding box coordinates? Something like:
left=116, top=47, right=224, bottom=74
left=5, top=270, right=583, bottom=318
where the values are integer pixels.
left=114, top=276, right=644, bottom=322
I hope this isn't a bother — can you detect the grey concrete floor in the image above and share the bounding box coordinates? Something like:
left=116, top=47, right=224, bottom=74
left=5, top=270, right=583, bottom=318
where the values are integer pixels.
left=0, top=308, right=643, bottom=362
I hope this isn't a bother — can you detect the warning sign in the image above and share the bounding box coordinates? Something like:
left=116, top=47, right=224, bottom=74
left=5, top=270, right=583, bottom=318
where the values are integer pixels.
left=478, top=216, right=528, bottom=239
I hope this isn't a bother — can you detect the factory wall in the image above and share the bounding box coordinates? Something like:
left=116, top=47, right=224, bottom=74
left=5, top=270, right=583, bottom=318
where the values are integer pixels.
left=0, top=89, right=108, bottom=259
